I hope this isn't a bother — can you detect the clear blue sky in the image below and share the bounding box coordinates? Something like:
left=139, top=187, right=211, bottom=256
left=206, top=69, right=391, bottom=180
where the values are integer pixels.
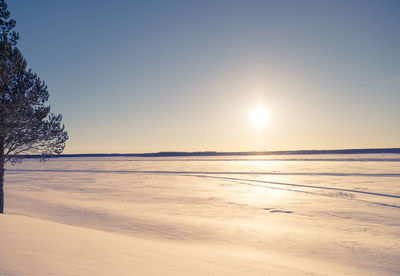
left=9, top=0, right=400, bottom=153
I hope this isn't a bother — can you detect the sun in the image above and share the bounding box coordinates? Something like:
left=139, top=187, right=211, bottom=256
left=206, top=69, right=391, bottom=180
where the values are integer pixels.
left=250, top=105, right=269, bottom=129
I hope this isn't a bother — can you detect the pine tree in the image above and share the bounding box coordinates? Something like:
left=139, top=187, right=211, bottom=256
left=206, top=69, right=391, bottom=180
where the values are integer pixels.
left=0, top=0, right=68, bottom=213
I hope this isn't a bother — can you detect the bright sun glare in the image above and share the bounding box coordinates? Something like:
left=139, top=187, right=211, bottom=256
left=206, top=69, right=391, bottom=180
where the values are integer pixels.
left=251, top=106, right=269, bottom=129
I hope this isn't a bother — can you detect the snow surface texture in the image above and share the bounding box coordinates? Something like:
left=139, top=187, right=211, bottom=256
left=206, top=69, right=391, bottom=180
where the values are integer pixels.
left=1, top=154, right=399, bottom=275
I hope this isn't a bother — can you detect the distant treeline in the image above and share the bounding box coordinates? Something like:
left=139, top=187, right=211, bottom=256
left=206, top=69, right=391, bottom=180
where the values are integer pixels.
left=20, top=148, right=400, bottom=159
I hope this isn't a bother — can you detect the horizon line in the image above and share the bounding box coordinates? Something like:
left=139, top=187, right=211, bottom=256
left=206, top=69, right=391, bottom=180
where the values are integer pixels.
left=23, top=147, right=400, bottom=158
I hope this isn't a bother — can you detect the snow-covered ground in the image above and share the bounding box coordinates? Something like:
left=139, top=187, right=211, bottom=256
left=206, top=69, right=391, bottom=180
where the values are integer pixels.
left=1, top=154, right=400, bottom=275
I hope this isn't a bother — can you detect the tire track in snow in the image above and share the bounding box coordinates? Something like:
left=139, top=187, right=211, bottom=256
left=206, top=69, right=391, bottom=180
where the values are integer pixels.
left=188, top=175, right=400, bottom=199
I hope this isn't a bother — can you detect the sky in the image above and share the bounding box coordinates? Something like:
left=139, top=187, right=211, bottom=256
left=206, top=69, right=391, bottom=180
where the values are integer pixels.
left=8, top=0, right=400, bottom=153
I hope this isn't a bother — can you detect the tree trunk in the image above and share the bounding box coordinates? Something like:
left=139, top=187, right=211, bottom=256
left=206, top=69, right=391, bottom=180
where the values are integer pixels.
left=0, top=166, right=3, bottom=214
left=0, top=137, right=4, bottom=214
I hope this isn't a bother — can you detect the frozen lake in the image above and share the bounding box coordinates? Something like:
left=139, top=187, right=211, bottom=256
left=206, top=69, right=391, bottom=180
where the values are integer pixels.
left=3, top=154, right=400, bottom=275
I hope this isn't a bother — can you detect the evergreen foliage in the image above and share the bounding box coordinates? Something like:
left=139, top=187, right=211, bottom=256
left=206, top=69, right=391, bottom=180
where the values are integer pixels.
left=0, top=0, right=68, bottom=213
